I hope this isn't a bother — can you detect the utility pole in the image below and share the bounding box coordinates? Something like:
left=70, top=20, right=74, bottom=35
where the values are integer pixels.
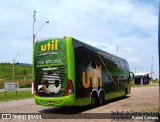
left=33, top=9, right=36, bottom=45
left=151, top=56, right=153, bottom=84
left=32, top=9, right=49, bottom=45
left=12, top=53, right=19, bottom=81
left=13, top=59, right=15, bottom=81
left=116, top=45, right=118, bottom=56
left=135, top=68, right=136, bottom=73
left=32, top=9, right=49, bottom=94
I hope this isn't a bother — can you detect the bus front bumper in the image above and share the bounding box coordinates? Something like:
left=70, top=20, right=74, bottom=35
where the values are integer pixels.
left=34, top=94, right=75, bottom=106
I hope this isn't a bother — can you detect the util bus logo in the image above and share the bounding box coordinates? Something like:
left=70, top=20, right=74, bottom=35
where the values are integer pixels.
left=82, top=63, right=102, bottom=88
left=41, top=40, right=58, bottom=51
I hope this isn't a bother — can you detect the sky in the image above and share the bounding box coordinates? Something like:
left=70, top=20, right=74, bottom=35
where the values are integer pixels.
left=0, top=0, right=159, bottom=78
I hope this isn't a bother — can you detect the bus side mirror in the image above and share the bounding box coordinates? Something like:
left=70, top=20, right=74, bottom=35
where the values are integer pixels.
left=129, top=71, right=134, bottom=79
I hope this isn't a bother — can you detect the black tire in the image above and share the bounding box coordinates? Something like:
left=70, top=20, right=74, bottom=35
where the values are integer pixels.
left=90, top=93, right=97, bottom=108
left=98, top=93, right=104, bottom=106
left=123, top=88, right=127, bottom=98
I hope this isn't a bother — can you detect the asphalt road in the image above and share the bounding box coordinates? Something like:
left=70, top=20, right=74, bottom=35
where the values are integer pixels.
left=0, top=86, right=159, bottom=122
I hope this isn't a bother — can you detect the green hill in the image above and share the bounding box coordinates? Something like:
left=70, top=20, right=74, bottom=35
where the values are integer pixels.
left=0, top=63, right=32, bottom=80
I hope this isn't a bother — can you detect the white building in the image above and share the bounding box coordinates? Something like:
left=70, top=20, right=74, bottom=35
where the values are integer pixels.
left=134, top=73, right=150, bottom=85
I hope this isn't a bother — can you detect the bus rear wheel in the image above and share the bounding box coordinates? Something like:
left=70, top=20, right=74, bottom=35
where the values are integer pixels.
left=98, top=93, right=104, bottom=106
left=123, top=88, right=127, bottom=98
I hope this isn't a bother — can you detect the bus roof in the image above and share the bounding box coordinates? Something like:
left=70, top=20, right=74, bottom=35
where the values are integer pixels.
left=35, top=36, right=127, bottom=62
left=72, top=37, right=127, bottom=62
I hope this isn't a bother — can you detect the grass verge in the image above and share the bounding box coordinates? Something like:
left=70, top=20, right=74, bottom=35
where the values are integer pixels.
left=0, top=90, right=33, bottom=102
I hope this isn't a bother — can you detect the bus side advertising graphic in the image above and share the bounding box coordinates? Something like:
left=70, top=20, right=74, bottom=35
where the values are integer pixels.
left=33, top=37, right=131, bottom=107
left=73, top=39, right=130, bottom=106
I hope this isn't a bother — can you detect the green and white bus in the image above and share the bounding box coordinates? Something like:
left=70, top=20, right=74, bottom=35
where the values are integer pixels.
left=32, top=36, right=131, bottom=107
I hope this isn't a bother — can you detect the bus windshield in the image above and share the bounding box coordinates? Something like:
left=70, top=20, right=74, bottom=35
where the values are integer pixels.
left=34, top=38, right=68, bottom=97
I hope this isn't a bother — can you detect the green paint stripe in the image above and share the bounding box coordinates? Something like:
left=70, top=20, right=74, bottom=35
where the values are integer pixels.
left=66, top=37, right=76, bottom=102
